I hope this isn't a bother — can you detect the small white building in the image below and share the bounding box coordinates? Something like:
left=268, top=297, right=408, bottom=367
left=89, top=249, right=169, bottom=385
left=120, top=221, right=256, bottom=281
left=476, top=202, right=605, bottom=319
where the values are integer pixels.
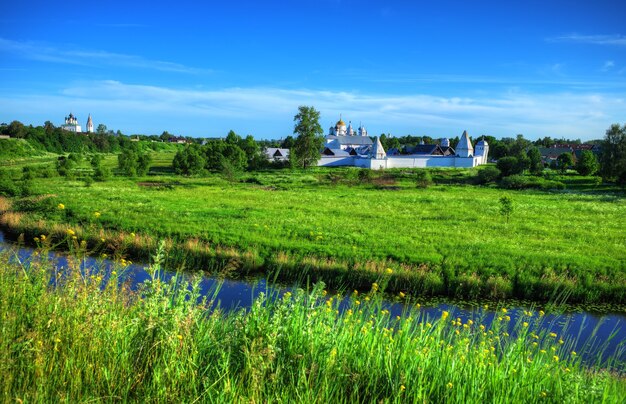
left=265, top=147, right=290, bottom=162
left=61, top=113, right=82, bottom=133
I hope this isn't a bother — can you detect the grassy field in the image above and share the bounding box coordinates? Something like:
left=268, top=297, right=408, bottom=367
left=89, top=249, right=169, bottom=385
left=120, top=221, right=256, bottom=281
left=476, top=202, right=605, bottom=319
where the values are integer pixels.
left=1, top=162, right=624, bottom=304
left=1, top=247, right=624, bottom=402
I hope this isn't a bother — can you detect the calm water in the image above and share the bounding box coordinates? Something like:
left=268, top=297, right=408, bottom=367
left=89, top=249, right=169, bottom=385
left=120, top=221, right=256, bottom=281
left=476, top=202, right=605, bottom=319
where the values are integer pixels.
left=1, top=231, right=624, bottom=367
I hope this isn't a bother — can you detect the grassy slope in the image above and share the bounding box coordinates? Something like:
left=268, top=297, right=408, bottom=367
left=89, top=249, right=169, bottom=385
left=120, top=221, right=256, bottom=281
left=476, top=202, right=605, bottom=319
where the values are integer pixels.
left=2, top=167, right=624, bottom=303
left=1, top=251, right=624, bottom=402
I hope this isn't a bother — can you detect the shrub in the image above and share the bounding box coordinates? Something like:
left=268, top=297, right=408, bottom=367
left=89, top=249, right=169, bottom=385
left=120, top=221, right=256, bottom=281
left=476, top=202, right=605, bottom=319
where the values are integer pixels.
left=476, top=166, right=501, bottom=184
left=497, top=156, right=522, bottom=177
left=357, top=169, right=373, bottom=183
left=415, top=170, right=433, bottom=188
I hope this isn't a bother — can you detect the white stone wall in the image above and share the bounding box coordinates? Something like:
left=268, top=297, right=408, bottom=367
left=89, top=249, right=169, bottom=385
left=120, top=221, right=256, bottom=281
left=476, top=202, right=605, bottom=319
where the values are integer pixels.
left=317, top=156, right=356, bottom=167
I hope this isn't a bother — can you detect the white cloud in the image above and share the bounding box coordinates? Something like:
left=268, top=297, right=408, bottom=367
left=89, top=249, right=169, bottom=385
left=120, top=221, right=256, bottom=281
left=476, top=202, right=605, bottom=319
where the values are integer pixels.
left=548, top=34, right=626, bottom=46
left=602, top=60, right=615, bottom=72
left=0, top=80, right=624, bottom=140
left=0, top=37, right=211, bottom=74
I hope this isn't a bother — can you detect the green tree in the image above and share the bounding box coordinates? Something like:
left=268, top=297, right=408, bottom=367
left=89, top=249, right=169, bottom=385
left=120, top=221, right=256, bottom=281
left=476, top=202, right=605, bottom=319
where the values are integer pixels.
left=476, top=166, right=501, bottom=184
left=575, top=150, right=600, bottom=176
left=292, top=106, right=324, bottom=169
left=96, top=124, right=108, bottom=135
left=118, top=148, right=152, bottom=177
left=526, top=147, right=544, bottom=175
left=600, top=123, right=626, bottom=184
left=173, top=145, right=206, bottom=175
left=281, top=135, right=295, bottom=149
left=499, top=196, right=513, bottom=223
left=496, top=156, right=522, bottom=177
left=556, top=152, right=574, bottom=173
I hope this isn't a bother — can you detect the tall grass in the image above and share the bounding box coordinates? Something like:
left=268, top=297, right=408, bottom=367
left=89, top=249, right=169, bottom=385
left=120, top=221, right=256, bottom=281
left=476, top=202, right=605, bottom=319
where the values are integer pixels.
left=1, top=243, right=624, bottom=402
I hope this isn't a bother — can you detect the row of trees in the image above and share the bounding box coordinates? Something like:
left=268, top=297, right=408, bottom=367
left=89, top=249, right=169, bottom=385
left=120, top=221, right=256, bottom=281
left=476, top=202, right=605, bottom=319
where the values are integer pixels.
left=172, top=130, right=269, bottom=175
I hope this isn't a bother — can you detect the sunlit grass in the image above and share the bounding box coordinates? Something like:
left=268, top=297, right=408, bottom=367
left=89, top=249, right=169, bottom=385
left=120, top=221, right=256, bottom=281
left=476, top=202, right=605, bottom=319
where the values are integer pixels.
left=1, top=166, right=624, bottom=304
left=0, top=242, right=624, bottom=402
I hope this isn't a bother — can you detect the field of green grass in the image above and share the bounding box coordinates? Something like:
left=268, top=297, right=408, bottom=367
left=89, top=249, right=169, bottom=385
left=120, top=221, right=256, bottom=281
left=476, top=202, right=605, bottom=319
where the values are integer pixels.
left=1, top=248, right=623, bottom=402
left=1, top=163, right=624, bottom=304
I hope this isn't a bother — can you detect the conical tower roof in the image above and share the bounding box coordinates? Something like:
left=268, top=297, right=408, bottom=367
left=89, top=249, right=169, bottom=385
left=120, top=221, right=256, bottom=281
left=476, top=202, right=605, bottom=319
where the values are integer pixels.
left=372, top=136, right=386, bottom=159
left=456, top=130, right=474, bottom=157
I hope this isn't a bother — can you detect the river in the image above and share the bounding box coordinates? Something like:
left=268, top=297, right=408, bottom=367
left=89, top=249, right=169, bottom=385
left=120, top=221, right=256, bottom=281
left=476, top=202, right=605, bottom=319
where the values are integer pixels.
left=1, top=230, right=624, bottom=367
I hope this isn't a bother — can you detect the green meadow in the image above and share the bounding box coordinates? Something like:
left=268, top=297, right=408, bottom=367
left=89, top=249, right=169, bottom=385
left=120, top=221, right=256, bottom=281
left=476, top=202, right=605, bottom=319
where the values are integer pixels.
left=1, top=248, right=624, bottom=402
left=2, top=163, right=625, bottom=304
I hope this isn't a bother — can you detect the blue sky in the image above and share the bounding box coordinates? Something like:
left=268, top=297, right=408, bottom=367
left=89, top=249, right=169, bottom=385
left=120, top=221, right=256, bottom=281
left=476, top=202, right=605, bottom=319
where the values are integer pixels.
left=1, top=0, right=625, bottom=140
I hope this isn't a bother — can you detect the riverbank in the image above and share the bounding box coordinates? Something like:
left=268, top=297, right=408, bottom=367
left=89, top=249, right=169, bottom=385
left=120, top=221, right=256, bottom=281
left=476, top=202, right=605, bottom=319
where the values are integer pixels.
left=1, top=245, right=624, bottom=402
left=1, top=174, right=625, bottom=305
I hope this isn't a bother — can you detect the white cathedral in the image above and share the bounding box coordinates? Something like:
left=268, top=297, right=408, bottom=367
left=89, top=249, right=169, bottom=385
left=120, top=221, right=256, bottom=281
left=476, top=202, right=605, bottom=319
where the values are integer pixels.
left=318, top=116, right=489, bottom=170
left=61, top=113, right=94, bottom=133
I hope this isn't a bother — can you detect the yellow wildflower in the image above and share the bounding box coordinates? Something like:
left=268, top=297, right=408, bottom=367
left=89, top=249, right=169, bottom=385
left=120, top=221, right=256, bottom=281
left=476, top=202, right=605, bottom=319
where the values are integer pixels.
left=447, top=382, right=453, bottom=389
left=523, top=322, right=529, bottom=327
left=541, top=391, right=547, bottom=398
left=558, top=339, right=564, bottom=345
left=571, top=351, right=577, bottom=356
left=399, top=291, right=406, bottom=298
left=34, top=237, right=39, bottom=243
left=94, top=211, right=101, bottom=218
left=553, top=355, right=559, bottom=362
left=66, top=229, right=75, bottom=236
left=57, top=203, right=65, bottom=210
left=501, top=308, right=507, bottom=314
left=400, top=385, right=405, bottom=392
left=442, top=311, right=449, bottom=320
left=177, top=334, right=183, bottom=341
left=385, top=268, right=393, bottom=274
left=549, top=332, right=557, bottom=338
left=355, top=300, right=360, bottom=306
left=539, top=310, right=545, bottom=316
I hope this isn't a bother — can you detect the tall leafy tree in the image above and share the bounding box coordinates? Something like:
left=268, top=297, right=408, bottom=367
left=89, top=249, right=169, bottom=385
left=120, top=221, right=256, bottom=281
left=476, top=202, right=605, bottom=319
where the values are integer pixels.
left=600, top=124, right=626, bottom=185
left=292, top=106, right=324, bottom=169
left=575, top=150, right=600, bottom=176
left=556, top=152, right=574, bottom=173
left=526, top=147, right=544, bottom=175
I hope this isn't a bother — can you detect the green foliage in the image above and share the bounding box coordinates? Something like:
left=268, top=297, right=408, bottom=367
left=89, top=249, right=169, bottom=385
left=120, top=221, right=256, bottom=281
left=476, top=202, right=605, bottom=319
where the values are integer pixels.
left=292, top=106, right=324, bottom=169
left=527, top=147, right=544, bottom=175
left=600, top=123, right=626, bottom=182
left=118, top=148, right=152, bottom=177
left=414, top=170, right=433, bottom=188
left=203, top=141, right=247, bottom=172
left=499, top=195, right=513, bottom=223
left=476, top=166, right=501, bottom=184
left=496, top=156, right=522, bottom=177
left=557, top=153, right=574, bottom=173
left=1, top=254, right=624, bottom=402
left=575, top=150, right=600, bottom=176
left=172, top=145, right=207, bottom=175
left=500, top=175, right=565, bottom=190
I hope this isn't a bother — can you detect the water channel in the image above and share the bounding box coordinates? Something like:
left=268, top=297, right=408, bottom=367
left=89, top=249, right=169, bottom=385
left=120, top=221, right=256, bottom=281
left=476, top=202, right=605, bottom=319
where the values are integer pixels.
left=1, top=230, right=624, bottom=367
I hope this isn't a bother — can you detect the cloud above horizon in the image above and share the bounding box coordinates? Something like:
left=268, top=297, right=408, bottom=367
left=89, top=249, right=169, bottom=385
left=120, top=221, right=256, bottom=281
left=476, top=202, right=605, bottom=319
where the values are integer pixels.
left=548, top=34, right=626, bottom=46
left=0, top=80, right=623, bottom=140
left=0, top=38, right=211, bottom=74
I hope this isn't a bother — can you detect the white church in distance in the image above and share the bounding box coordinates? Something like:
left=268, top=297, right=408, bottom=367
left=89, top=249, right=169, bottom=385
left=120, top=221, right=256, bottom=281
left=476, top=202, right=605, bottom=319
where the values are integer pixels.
left=61, top=113, right=94, bottom=133
left=318, top=117, right=489, bottom=170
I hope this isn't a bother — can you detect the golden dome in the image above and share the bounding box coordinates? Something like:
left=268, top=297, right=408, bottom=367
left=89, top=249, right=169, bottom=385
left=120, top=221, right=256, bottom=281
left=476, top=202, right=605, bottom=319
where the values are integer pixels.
left=336, top=120, right=346, bottom=127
